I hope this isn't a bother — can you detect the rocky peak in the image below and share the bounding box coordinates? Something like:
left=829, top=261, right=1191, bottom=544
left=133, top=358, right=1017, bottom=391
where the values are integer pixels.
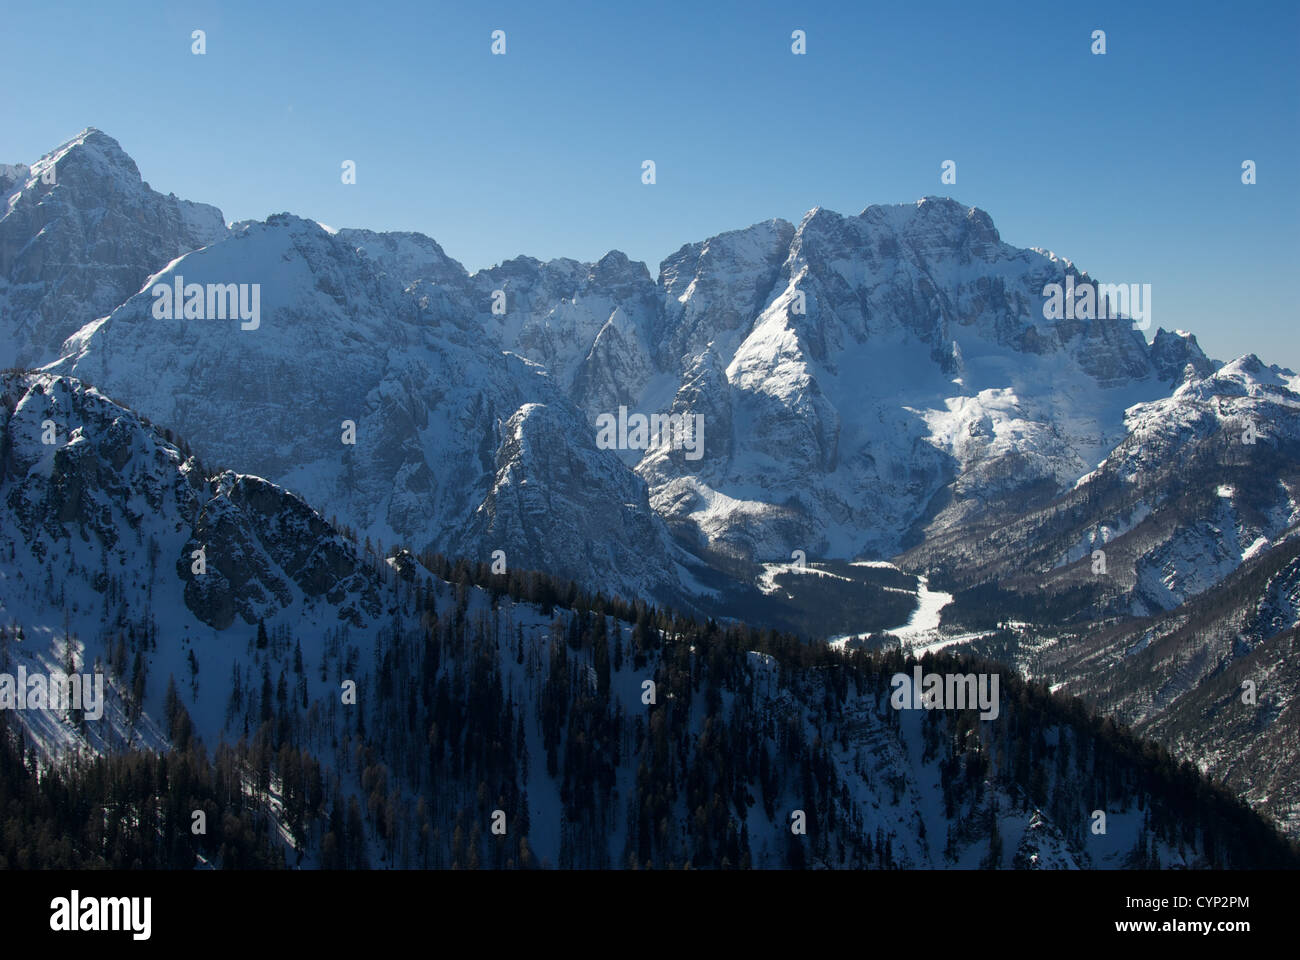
left=0, top=129, right=227, bottom=367
left=590, top=249, right=653, bottom=289
left=1150, top=328, right=1215, bottom=383
left=337, top=227, right=468, bottom=289
left=39, top=127, right=143, bottom=184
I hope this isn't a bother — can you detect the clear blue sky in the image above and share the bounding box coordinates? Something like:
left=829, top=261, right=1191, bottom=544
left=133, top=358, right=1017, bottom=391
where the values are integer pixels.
left=4, top=0, right=1297, bottom=366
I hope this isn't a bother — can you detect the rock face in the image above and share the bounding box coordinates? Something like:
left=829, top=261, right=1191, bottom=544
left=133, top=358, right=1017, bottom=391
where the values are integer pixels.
left=1149, top=328, right=1217, bottom=384
left=450, top=401, right=683, bottom=594
left=0, top=129, right=226, bottom=367
left=178, top=471, right=383, bottom=630
left=0, top=372, right=381, bottom=631
left=634, top=200, right=1195, bottom=563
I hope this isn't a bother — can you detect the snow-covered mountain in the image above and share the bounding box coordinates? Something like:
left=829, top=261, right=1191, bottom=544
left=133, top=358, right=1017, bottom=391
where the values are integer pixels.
left=3, top=128, right=1246, bottom=610
left=4, top=128, right=1299, bottom=852
left=2, top=371, right=1286, bottom=869
left=0, top=370, right=388, bottom=759
left=902, top=351, right=1300, bottom=618
left=1045, top=536, right=1300, bottom=839
left=0, top=129, right=226, bottom=368
left=47, top=211, right=691, bottom=608
left=342, top=196, right=1203, bottom=568
left=888, top=353, right=1300, bottom=839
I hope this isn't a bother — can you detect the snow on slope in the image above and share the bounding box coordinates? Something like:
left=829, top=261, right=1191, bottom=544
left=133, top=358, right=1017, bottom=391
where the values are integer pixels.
left=826, top=564, right=968, bottom=654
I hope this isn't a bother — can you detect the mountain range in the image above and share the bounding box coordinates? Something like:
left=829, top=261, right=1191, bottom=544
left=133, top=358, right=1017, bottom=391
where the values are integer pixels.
left=2, top=128, right=1296, bottom=864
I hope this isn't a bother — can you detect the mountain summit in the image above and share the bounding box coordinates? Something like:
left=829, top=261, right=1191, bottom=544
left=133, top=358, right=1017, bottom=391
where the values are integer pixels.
left=0, top=128, right=226, bottom=367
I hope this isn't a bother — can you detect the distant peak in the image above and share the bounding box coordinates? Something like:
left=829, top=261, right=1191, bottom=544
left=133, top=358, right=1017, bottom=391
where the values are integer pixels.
left=591, top=249, right=651, bottom=284
left=264, top=211, right=319, bottom=229
left=847, top=197, right=1001, bottom=249
left=857, top=196, right=982, bottom=221
left=796, top=205, right=839, bottom=231
left=1151, top=327, right=1213, bottom=382
left=1237, top=353, right=1264, bottom=371
left=33, top=127, right=139, bottom=182
left=55, top=127, right=125, bottom=154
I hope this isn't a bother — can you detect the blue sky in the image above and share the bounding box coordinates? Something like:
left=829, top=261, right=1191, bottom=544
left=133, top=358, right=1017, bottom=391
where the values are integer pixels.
left=4, top=0, right=1297, bottom=366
